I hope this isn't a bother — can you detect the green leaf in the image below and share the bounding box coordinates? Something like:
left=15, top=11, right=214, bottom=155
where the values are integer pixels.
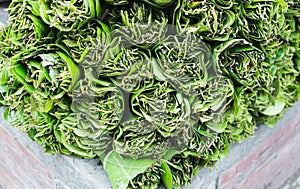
left=151, top=58, right=167, bottom=81
left=163, top=149, right=179, bottom=160
left=0, top=69, right=8, bottom=85
left=14, top=64, right=27, bottom=79
left=104, top=0, right=129, bottom=5
left=261, top=97, right=286, bottom=116
left=206, top=120, right=227, bottom=133
left=161, top=160, right=173, bottom=189
left=44, top=99, right=54, bottom=113
left=141, top=0, right=175, bottom=8
left=101, top=151, right=156, bottom=189
left=54, top=128, right=95, bottom=158
left=3, top=107, right=9, bottom=120
left=57, top=52, right=80, bottom=91
left=28, top=1, right=41, bottom=16
left=278, top=0, right=288, bottom=11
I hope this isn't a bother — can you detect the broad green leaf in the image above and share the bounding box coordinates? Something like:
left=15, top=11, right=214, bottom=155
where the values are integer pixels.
left=102, top=151, right=156, bottom=189
left=57, top=52, right=80, bottom=90
left=278, top=0, right=288, bottom=11
left=28, top=1, right=41, bottom=16
left=14, top=64, right=27, bottom=79
left=54, top=129, right=95, bottom=158
left=151, top=58, right=167, bottom=81
left=261, top=97, right=286, bottom=116
left=163, top=149, right=179, bottom=160
left=3, top=107, right=9, bottom=120
left=141, top=0, right=175, bottom=8
left=44, top=99, right=54, bottom=113
left=161, top=160, right=173, bottom=189
left=206, top=120, right=227, bottom=133
left=0, top=69, right=8, bottom=85
left=104, top=0, right=129, bottom=5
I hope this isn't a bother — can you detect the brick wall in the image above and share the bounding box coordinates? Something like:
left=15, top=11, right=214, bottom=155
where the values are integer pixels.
left=218, top=113, right=300, bottom=189
left=1, top=6, right=112, bottom=189
left=0, top=126, right=55, bottom=189
left=0, top=107, right=112, bottom=189
left=182, top=101, right=300, bottom=189
left=1, top=101, right=300, bottom=189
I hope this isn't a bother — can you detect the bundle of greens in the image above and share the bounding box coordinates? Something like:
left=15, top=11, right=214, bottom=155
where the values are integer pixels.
left=0, top=0, right=299, bottom=189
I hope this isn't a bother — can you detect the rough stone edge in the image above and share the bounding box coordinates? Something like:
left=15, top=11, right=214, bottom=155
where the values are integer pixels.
left=2, top=100, right=300, bottom=189
left=0, top=7, right=112, bottom=189
left=0, top=4, right=8, bottom=24
left=183, top=100, right=300, bottom=189
left=0, top=108, right=112, bottom=189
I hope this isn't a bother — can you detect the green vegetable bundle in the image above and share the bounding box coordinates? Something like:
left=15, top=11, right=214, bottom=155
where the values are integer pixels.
left=0, top=0, right=299, bottom=189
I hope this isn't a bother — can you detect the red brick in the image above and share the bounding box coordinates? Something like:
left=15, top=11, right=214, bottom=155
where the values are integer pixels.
left=219, top=114, right=300, bottom=189
left=236, top=151, right=259, bottom=172
left=219, top=168, right=237, bottom=189
left=0, top=172, right=19, bottom=189
left=0, top=126, right=55, bottom=189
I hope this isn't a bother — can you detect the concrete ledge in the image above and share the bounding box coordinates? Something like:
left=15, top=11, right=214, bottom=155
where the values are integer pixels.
left=0, top=108, right=112, bottom=189
left=182, top=100, right=300, bottom=189
left=1, top=101, right=300, bottom=189
left=0, top=3, right=8, bottom=24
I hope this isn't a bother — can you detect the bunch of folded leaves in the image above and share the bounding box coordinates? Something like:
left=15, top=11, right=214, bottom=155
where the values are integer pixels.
left=0, top=0, right=299, bottom=189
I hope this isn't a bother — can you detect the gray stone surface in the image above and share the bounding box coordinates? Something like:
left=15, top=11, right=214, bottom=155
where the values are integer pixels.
left=0, top=109, right=112, bottom=189
left=280, top=168, right=300, bottom=189
left=2, top=100, right=300, bottom=189
left=0, top=3, right=9, bottom=26
left=0, top=4, right=112, bottom=189
left=183, top=100, right=300, bottom=189
left=3, top=100, right=300, bottom=189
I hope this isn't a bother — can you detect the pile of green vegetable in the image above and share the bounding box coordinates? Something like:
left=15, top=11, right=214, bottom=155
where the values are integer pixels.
left=0, top=0, right=299, bottom=188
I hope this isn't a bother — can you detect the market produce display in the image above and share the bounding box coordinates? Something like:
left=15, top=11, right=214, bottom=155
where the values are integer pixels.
left=0, top=0, right=299, bottom=188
